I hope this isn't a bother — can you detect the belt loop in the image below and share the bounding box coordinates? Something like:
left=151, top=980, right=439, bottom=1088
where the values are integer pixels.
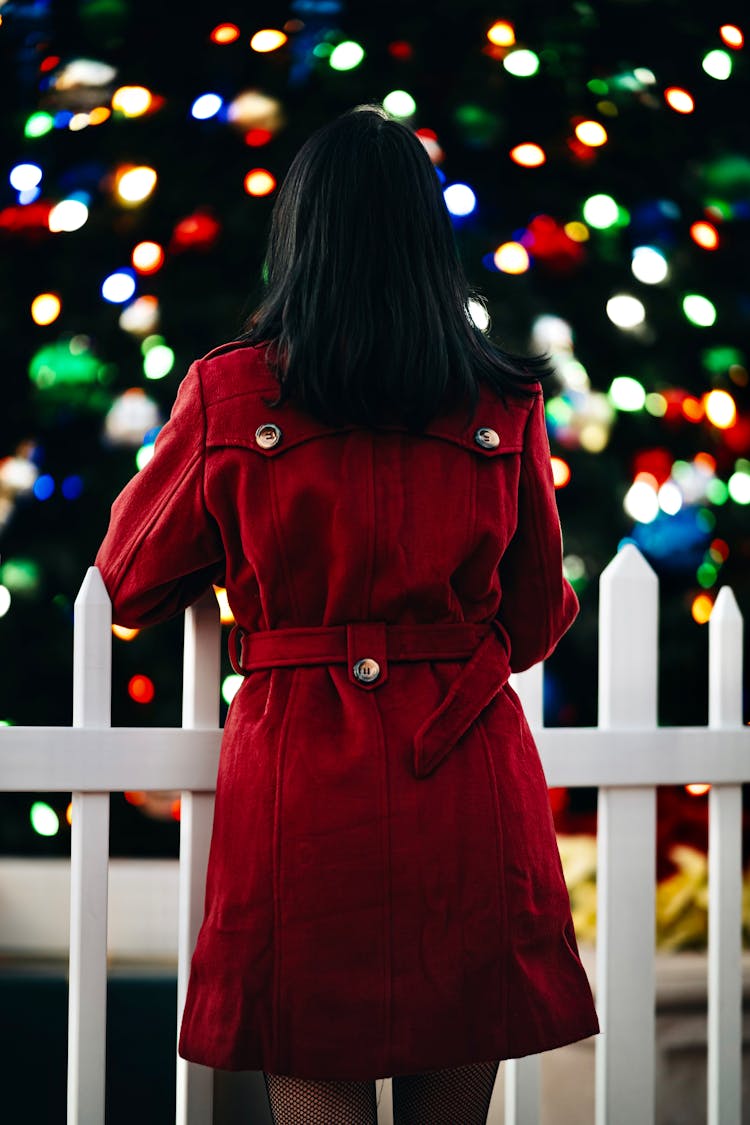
left=228, top=624, right=247, bottom=676
left=347, top=622, right=388, bottom=690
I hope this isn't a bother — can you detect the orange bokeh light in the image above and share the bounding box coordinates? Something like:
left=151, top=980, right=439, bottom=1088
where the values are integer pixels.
left=128, top=674, right=155, bottom=704
left=664, top=87, right=694, bottom=113
left=131, top=241, right=165, bottom=274
left=510, top=143, right=546, bottom=167
left=690, top=221, right=719, bottom=249
left=551, top=457, right=571, bottom=488
left=211, top=23, right=240, bottom=44
left=691, top=593, right=714, bottom=624
left=719, top=25, right=743, bottom=49
left=244, top=168, right=276, bottom=196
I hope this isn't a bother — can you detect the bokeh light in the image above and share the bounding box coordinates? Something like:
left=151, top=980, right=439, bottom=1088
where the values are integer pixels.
left=132, top=241, right=165, bottom=274
left=211, top=23, right=240, bottom=44
left=31, top=293, right=61, bottom=326
left=703, top=389, right=736, bottom=429
left=24, top=112, right=54, bottom=138
left=487, top=21, right=515, bottom=47
left=574, top=120, right=607, bottom=146
left=115, top=165, right=158, bottom=204
left=112, top=86, right=152, bottom=116
left=664, top=87, right=694, bottom=113
left=503, top=49, right=539, bottom=77
left=102, top=271, right=137, bottom=304
left=682, top=294, right=716, bottom=327
left=606, top=294, right=646, bottom=329
left=222, top=674, right=244, bottom=705
left=690, top=222, right=719, bottom=249
left=702, top=50, right=732, bottom=80
left=493, top=242, right=530, bottom=274
left=30, top=801, right=59, bottom=837
left=329, top=41, right=365, bottom=71
left=112, top=624, right=139, bottom=640
left=691, top=594, right=714, bottom=625
left=244, top=169, right=276, bottom=196
left=191, top=94, right=223, bottom=120
left=509, top=143, right=545, bottom=167
left=582, top=193, right=619, bottom=229
left=631, top=246, right=669, bottom=284
left=48, top=198, right=89, bottom=232
left=10, top=163, right=42, bottom=192
left=382, top=90, right=416, bottom=117
left=550, top=457, right=571, bottom=488
left=128, top=674, right=155, bottom=704
left=443, top=183, right=476, bottom=216
left=250, top=29, right=288, bottom=53
left=143, top=344, right=175, bottom=380
left=719, top=25, right=743, bottom=48
left=608, top=375, right=646, bottom=411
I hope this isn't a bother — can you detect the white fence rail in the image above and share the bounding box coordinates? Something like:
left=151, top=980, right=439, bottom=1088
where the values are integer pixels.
left=0, top=544, right=747, bottom=1125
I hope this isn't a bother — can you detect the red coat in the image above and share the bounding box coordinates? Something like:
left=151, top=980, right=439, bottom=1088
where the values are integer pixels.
left=94, top=341, right=600, bottom=1080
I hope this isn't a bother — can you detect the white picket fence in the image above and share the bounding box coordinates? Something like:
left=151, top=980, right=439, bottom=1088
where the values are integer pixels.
left=0, top=543, right=747, bottom=1125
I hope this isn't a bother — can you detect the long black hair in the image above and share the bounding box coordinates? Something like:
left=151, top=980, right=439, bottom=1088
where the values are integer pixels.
left=239, top=103, right=555, bottom=432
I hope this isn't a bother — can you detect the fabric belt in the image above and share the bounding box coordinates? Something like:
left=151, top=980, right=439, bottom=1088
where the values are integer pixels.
left=227, top=618, right=512, bottom=780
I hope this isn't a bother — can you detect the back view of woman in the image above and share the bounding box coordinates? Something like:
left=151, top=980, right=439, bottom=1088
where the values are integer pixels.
left=95, top=104, right=599, bottom=1124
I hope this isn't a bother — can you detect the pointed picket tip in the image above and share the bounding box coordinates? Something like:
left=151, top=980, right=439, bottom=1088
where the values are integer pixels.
left=711, top=585, right=742, bottom=624
left=187, top=587, right=221, bottom=614
left=601, top=542, right=657, bottom=585
left=74, top=566, right=111, bottom=609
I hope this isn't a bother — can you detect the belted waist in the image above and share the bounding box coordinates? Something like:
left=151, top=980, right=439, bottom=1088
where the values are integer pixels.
left=228, top=619, right=513, bottom=779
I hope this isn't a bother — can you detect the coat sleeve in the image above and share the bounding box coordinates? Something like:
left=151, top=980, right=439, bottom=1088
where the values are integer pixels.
left=495, top=387, right=579, bottom=673
left=94, top=361, right=226, bottom=629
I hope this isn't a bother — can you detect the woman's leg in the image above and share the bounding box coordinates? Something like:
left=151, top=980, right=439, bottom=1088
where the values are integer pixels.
left=392, top=1060, right=501, bottom=1125
left=263, top=1072, right=379, bottom=1125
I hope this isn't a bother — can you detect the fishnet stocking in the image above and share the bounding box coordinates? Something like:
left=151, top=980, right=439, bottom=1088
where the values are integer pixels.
left=392, top=1060, right=501, bottom=1125
left=263, top=1072, right=378, bottom=1124
left=262, top=1060, right=500, bottom=1125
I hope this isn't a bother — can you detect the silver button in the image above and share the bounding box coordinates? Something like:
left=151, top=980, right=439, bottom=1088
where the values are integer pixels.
left=255, top=423, right=282, bottom=449
left=474, top=426, right=500, bottom=449
left=353, top=657, right=381, bottom=683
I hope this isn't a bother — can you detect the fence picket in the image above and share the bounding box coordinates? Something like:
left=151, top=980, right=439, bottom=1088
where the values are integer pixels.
left=505, top=660, right=544, bottom=1124
left=68, top=567, right=112, bottom=1125
left=176, top=590, right=221, bottom=1125
left=596, top=545, right=657, bottom=1125
left=707, top=587, right=744, bottom=1125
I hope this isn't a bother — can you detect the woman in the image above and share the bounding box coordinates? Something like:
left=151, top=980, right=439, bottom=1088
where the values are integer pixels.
left=95, top=104, right=599, bottom=1125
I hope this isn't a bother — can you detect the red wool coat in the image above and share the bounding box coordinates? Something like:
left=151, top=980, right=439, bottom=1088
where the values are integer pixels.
left=94, top=341, right=600, bottom=1081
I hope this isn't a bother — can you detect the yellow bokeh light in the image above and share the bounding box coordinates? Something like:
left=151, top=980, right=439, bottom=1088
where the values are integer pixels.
left=211, top=23, right=240, bottom=44
left=116, top=165, right=158, bottom=204
left=691, top=593, right=714, bottom=624
left=493, top=241, right=530, bottom=274
left=66, top=802, right=73, bottom=826
left=574, top=120, right=608, bottom=147
left=88, top=106, right=111, bottom=126
left=509, top=142, right=545, bottom=167
left=244, top=168, right=276, bottom=196
left=664, top=86, right=694, bottom=113
left=487, top=21, right=515, bottom=47
left=69, top=113, right=90, bottom=132
left=31, top=293, right=61, bottom=325
left=720, top=25, right=743, bottom=48
left=690, top=221, right=719, bottom=249
left=250, top=29, right=288, bottom=52
left=685, top=782, right=711, bottom=795
left=213, top=586, right=235, bottom=625
left=703, top=389, right=737, bottom=429
left=132, top=241, right=165, bottom=274
left=112, top=624, right=140, bottom=640
left=550, top=457, right=571, bottom=488
left=112, top=86, right=153, bottom=117
left=564, top=221, right=589, bottom=242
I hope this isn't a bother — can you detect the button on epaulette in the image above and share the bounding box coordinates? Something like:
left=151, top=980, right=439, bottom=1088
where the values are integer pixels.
left=255, top=423, right=282, bottom=449
left=353, top=657, right=381, bottom=684
left=473, top=427, right=500, bottom=449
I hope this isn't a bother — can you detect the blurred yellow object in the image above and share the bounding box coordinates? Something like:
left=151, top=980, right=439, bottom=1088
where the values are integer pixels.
left=556, top=833, right=750, bottom=950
